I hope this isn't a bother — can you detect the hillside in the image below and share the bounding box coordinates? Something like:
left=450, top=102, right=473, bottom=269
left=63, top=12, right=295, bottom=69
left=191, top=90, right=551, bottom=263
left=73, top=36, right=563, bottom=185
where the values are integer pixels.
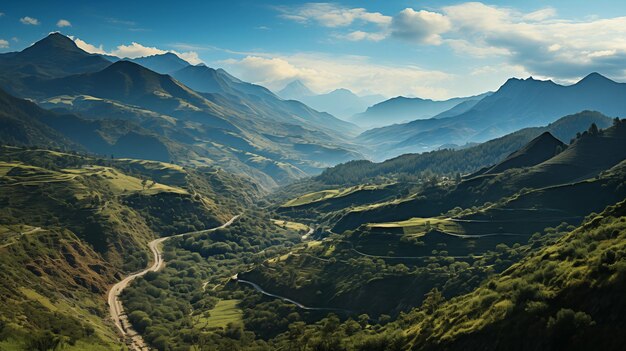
left=401, top=198, right=626, bottom=350
left=360, top=74, right=626, bottom=159
left=331, top=118, right=626, bottom=233
left=0, top=145, right=261, bottom=349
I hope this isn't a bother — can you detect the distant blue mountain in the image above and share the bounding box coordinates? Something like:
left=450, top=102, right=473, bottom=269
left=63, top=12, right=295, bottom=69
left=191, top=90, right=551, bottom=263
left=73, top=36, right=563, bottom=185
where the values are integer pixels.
left=358, top=73, right=626, bottom=159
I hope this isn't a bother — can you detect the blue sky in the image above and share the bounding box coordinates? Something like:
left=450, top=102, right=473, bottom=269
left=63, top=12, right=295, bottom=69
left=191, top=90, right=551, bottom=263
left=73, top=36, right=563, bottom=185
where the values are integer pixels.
left=1, top=1, right=626, bottom=98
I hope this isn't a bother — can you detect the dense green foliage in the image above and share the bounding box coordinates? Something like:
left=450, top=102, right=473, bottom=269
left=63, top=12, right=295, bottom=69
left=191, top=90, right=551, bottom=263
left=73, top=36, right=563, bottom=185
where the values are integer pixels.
left=120, top=213, right=302, bottom=350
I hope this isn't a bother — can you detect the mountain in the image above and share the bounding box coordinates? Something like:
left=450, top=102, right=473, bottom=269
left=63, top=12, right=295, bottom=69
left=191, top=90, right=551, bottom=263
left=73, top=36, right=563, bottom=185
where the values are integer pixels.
left=0, top=88, right=82, bottom=150
left=352, top=93, right=490, bottom=129
left=0, top=33, right=111, bottom=96
left=171, top=64, right=277, bottom=99
left=0, top=87, right=194, bottom=162
left=359, top=74, right=626, bottom=159
left=333, top=118, right=626, bottom=233
left=127, top=52, right=191, bottom=74
left=300, top=88, right=385, bottom=120
left=316, top=111, right=613, bottom=185
left=276, top=80, right=385, bottom=120
left=277, top=80, right=314, bottom=100
left=477, top=132, right=565, bottom=175
left=37, top=60, right=220, bottom=116
left=0, top=33, right=363, bottom=188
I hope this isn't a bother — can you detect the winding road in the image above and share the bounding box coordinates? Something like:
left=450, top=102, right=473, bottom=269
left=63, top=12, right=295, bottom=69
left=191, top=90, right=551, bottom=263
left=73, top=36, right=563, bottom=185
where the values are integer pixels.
left=236, top=278, right=350, bottom=313
left=107, top=215, right=240, bottom=351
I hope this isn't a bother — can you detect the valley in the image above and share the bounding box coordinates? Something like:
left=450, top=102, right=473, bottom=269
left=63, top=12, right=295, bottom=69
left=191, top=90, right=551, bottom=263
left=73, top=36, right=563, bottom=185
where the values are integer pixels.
left=0, top=20, right=625, bottom=351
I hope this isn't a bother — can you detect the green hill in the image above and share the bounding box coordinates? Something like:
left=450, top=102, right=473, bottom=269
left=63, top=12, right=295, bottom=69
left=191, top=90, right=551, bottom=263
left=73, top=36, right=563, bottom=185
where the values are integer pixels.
left=0, top=145, right=259, bottom=349
left=401, top=198, right=626, bottom=351
left=331, top=119, right=625, bottom=233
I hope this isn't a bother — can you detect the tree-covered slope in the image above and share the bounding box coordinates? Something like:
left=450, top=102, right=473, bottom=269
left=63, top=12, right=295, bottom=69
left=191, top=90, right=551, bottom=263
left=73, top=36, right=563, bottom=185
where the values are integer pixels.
left=0, top=145, right=259, bottom=349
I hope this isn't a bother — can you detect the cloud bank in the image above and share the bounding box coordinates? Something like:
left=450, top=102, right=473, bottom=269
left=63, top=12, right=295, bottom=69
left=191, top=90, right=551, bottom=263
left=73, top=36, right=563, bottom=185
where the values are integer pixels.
left=72, top=37, right=203, bottom=65
left=280, top=2, right=626, bottom=81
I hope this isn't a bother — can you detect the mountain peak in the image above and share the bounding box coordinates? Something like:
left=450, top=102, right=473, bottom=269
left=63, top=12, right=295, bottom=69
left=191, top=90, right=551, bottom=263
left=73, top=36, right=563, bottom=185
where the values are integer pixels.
left=329, top=88, right=356, bottom=96
left=482, top=131, right=565, bottom=175
left=24, top=32, right=82, bottom=54
left=576, top=72, right=616, bottom=86
left=278, top=80, right=314, bottom=99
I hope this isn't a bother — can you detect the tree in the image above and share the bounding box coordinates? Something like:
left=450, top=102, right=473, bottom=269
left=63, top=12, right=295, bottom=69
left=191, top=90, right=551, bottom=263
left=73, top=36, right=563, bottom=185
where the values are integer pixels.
left=588, top=123, right=599, bottom=135
left=422, top=288, right=444, bottom=313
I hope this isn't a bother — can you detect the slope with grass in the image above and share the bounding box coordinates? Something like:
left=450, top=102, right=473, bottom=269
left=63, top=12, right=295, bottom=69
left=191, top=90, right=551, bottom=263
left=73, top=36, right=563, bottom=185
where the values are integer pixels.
left=0, top=145, right=259, bottom=350
left=401, top=198, right=626, bottom=351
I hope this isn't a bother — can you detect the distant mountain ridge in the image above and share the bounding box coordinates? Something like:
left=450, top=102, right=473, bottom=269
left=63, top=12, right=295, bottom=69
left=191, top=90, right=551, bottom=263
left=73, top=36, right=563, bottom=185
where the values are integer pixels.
left=276, top=80, right=385, bottom=121
left=127, top=52, right=191, bottom=74
left=352, top=92, right=490, bottom=129
left=278, top=80, right=314, bottom=100
left=359, top=73, right=626, bottom=159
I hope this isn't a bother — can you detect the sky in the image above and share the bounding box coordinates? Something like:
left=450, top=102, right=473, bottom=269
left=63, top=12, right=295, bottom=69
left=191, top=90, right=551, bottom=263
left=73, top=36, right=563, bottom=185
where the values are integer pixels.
left=1, top=0, right=626, bottom=99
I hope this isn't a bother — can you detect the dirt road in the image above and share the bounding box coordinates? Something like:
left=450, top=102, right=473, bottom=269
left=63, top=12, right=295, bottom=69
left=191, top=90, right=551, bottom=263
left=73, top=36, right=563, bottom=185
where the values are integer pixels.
left=107, top=215, right=240, bottom=351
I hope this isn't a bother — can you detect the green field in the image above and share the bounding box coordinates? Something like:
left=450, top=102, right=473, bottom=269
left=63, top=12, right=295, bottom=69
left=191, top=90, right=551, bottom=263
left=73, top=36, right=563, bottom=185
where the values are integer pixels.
left=194, top=299, right=243, bottom=330
left=282, top=184, right=393, bottom=207
left=272, top=219, right=310, bottom=233
left=368, top=217, right=465, bottom=235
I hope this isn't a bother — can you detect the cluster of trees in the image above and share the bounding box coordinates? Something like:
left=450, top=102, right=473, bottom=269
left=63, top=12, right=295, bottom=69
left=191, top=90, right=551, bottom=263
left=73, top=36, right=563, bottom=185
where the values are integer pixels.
left=120, top=213, right=302, bottom=350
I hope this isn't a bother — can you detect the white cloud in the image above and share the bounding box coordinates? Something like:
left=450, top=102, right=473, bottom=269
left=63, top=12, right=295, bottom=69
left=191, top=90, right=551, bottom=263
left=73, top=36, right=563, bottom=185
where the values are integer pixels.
left=111, top=42, right=167, bottom=58
left=0, top=39, right=8, bottom=49
left=440, top=2, right=626, bottom=79
left=391, top=8, right=451, bottom=45
left=522, top=8, right=557, bottom=22
left=177, top=51, right=202, bottom=65
left=56, top=19, right=72, bottom=27
left=220, top=53, right=452, bottom=99
left=71, top=37, right=203, bottom=65
left=278, top=3, right=391, bottom=27
left=341, top=30, right=386, bottom=42
left=0, top=12, right=4, bottom=17
left=71, top=37, right=106, bottom=54
left=20, top=16, right=39, bottom=25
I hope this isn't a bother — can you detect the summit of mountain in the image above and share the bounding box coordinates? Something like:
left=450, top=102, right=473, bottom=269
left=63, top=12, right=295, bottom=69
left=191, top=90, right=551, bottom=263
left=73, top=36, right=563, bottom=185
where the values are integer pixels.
left=479, top=131, right=565, bottom=175
left=127, top=52, right=191, bottom=74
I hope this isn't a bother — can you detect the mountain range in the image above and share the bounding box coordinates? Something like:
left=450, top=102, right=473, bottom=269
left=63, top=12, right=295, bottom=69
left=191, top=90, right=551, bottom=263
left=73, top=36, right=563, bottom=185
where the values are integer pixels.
left=0, top=33, right=363, bottom=189
left=351, top=92, right=491, bottom=128
left=2, top=31, right=626, bottom=351
left=358, top=73, right=626, bottom=160
left=277, top=80, right=385, bottom=121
